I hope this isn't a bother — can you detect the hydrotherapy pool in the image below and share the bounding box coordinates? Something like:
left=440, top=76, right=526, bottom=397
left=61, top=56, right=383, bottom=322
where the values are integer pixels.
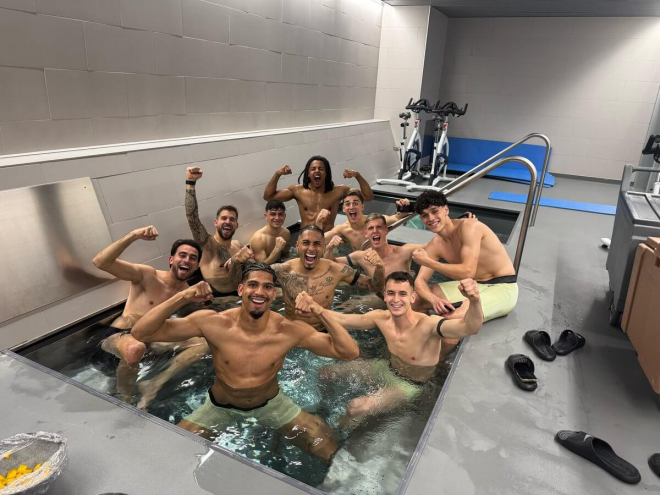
left=20, top=276, right=454, bottom=494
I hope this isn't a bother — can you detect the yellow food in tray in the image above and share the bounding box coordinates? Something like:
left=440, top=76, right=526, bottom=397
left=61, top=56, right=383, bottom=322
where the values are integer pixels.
left=0, top=462, right=44, bottom=488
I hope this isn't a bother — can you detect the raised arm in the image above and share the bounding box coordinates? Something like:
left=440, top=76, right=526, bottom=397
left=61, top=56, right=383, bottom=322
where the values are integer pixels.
left=131, top=282, right=214, bottom=343
left=263, top=165, right=295, bottom=202
left=413, top=222, right=481, bottom=280
left=250, top=233, right=284, bottom=264
left=431, top=279, right=483, bottom=339
left=294, top=292, right=359, bottom=360
left=340, top=249, right=384, bottom=293
left=343, top=169, right=374, bottom=201
left=92, top=226, right=159, bottom=283
left=185, top=167, right=211, bottom=247
left=228, top=246, right=254, bottom=289
left=385, top=198, right=413, bottom=226
left=323, top=235, right=344, bottom=261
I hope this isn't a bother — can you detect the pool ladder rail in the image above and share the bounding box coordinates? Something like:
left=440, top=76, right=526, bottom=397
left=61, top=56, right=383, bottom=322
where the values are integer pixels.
left=374, top=133, right=551, bottom=275
left=378, top=133, right=551, bottom=228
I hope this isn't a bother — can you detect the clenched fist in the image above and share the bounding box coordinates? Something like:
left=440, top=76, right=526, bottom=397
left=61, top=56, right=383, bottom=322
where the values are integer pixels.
left=234, top=246, right=254, bottom=264
left=277, top=165, right=292, bottom=176
left=326, top=235, right=343, bottom=250
left=343, top=169, right=359, bottom=179
left=133, top=225, right=158, bottom=241
left=295, top=291, right=323, bottom=316
left=187, top=166, right=203, bottom=181
left=316, top=208, right=331, bottom=225
left=458, top=278, right=480, bottom=301
left=363, top=248, right=383, bottom=267
left=183, top=281, right=214, bottom=302
left=412, top=248, right=433, bottom=267
left=275, top=237, right=287, bottom=251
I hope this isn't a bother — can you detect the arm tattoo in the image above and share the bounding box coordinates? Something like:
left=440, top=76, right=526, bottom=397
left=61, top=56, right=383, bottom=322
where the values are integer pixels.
left=227, top=252, right=243, bottom=289
left=185, top=187, right=210, bottom=246
left=354, top=264, right=384, bottom=293
left=370, top=264, right=385, bottom=292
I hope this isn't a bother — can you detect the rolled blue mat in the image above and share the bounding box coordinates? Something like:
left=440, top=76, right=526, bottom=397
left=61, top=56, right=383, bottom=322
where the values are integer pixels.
left=488, top=191, right=616, bottom=215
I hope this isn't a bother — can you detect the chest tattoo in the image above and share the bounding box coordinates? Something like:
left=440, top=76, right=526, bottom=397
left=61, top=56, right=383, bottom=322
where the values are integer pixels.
left=216, top=246, right=231, bottom=263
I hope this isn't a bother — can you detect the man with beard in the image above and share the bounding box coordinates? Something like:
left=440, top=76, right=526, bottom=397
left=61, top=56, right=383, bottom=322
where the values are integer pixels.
left=320, top=192, right=412, bottom=251
left=92, top=226, right=203, bottom=402
left=263, top=156, right=374, bottom=231
left=326, top=213, right=423, bottom=285
left=131, top=263, right=359, bottom=461
left=309, top=272, right=483, bottom=427
left=270, top=225, right=385, bottom=327
left=185, top=166, right=243, bottom=296
left=412, top=190, right=518, bottom=354
left=249, top=200, right=291, bottom=263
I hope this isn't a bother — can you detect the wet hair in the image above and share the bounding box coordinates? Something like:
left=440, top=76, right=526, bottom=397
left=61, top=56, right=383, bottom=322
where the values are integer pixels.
left=385, top=271, right=414, bottom=288
left=170, top=239, right=202, bottom=262
left=299, top=224, right=326, bottom=240
left=265, top=200, right=286, bottom=212
left=241, top=261, right=277, bottom=283
left=298, top=155, right=334, bottom=192
left=216, top=205, right=238, bottom=219
left=342, top=189, right=364, bottom=204
left=365, top=212, right=386, bottom=227
left=414, top=190, right=448, bottom=215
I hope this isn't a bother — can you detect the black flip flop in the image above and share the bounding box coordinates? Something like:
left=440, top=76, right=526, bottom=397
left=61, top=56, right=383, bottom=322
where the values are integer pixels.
left=524, top=330, right=556, bottom=361
left=555, top=431, right=641, bottom=484
left=506, top=354, right=537, bottom=391
left=649, top=453, right=660, bottom=478
left=552, top=329, right=586, bottom=356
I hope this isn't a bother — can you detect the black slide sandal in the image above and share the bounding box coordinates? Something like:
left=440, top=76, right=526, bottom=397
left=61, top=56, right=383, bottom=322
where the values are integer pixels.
left=555, top=431, right=641, bottom=484
left=506, top=354, right=537, bottom=391
left=649, top=453, right=660, bottom=478
left=524, top=330, right=556, bottom=361
left=552, top=329, right=586, bottom=356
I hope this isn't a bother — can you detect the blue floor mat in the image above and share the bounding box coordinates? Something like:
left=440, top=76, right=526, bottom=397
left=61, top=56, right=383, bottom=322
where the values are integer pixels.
left=448, top=163, right=555, bottom=188
left=489, top=191, right=616, bottom=215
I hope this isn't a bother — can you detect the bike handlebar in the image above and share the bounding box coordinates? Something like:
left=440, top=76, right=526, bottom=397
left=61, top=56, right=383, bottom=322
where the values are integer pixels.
left=431, top=100, right=468, bottom=117
left=405, top=98, right=433, bottom=113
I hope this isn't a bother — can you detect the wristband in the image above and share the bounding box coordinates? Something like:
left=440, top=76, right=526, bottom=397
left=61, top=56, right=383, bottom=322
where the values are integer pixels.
left=186, top=180, right=197, bottom=186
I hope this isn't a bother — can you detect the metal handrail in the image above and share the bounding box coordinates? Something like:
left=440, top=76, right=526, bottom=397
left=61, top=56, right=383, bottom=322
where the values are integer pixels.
left=406, top=133, right=551, bottom=227
left=381, top=156, right=537, bottom=274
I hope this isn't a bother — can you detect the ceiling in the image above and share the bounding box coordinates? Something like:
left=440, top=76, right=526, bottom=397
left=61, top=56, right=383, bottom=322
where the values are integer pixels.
left=381, top=0, right=660, bottom=18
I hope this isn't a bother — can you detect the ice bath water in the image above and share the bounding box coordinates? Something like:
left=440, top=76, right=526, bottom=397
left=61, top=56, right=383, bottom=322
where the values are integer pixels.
left=23, top=271, right=453, bottom=494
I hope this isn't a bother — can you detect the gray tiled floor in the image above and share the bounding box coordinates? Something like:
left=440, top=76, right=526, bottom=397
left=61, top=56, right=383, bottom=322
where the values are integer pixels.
left=378, top=175, right=660, bottom=494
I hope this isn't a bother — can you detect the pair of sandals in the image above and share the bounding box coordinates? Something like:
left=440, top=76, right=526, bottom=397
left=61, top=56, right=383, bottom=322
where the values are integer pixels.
left=507, top=329, right=585, bottom=392
left=556, top=430, right=660, bottom=485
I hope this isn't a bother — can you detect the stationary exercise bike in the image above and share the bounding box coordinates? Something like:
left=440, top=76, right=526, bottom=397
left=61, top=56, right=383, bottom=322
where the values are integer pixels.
left=641, top=134, right=660, bottom=195
left=426, top=100, right=468, bottom=186
left=377, top=98, right=433, bottom=187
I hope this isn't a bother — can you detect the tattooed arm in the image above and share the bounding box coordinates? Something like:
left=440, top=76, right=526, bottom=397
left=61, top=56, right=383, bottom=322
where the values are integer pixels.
left=185, top=167, right=211, bottom=247
left=337, top=263, right=385, bottom=293
left=228, top=246, right=253, bottom=289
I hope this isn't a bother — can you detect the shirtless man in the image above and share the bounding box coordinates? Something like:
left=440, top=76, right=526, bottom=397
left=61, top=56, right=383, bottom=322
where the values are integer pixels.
left=248, top=200, right=291, bottom=263
left=412, top=190, right=518, bottom=353
left=263, top=155, right=374, bottom=231
left=326, top=213, right=423, bottom=283
left=131, top=263, right=359, bottom=461
left=92, top=226, right=204, bottom=401
left=270, top=225, right=385, bottom=327
left=185, top=166, right=242, bottom=296
left=306, top=271, right=482, bottom=426
left=321, top=192, right=412, bottom=251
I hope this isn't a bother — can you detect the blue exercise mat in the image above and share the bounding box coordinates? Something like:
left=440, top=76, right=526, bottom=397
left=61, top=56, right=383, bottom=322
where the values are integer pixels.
left=445, top=137, right=555, bottom=188
left=488, top=191, right=616, bottom=215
